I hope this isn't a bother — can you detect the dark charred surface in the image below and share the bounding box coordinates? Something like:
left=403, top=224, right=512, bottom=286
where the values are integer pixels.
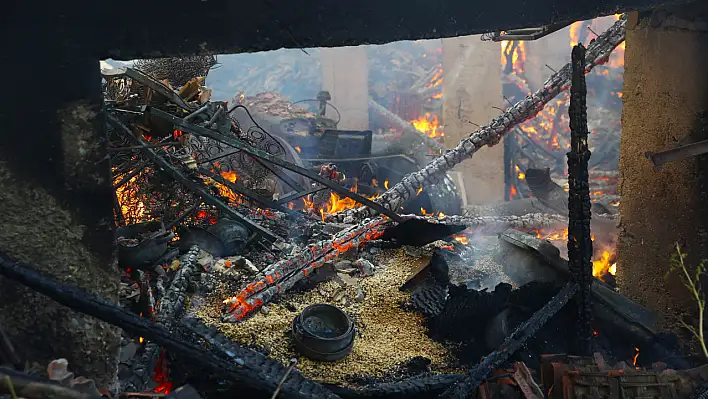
left=0, top=26, right=120, bottom=388
left=1, top=0, right=698, bottom=60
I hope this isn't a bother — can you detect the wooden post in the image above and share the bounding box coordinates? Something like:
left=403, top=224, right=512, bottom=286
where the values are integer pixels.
left=442, top=35, right=505, bottom=205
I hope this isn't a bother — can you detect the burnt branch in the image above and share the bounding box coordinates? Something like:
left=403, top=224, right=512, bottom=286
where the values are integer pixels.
left=0, top=252, right=339, bottom=399
left=333, top=16, right=626, bottom=223
left=442, top=282, right=579, bottom=397
left=121, top=246, right=200, bottom=392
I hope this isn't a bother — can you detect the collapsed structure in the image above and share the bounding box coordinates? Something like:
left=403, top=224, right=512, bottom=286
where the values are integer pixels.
left=2, top=2, right=708, bottom=399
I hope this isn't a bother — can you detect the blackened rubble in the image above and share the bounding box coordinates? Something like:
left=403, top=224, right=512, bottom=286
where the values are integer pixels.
left=2, top=10, right=708, bottom=399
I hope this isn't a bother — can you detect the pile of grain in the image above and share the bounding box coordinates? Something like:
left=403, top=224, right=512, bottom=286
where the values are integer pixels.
left=193, top=248, right=458, bottom=383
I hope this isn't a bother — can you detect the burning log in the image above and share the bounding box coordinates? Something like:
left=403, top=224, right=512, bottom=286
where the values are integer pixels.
left=222, top=217, right=391, bottom=322
left=0, top=252, right=339, bottom=399
left=333, top=16, right=627, bottom=223
left=122, top=246, right=201, bottom=393
left=222, top=213, right=570, bottom=321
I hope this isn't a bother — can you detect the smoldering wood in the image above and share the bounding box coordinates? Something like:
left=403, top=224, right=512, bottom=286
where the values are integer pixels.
left=333, top=17, right=627, bottom=223
left=222, top=212, right=577, bottom=321
left=121, top=247, right=200, bottom=393
left=0, top=368, right=99, bottom=399
left=0, top=252, right=339, bottom=398
left=443, top=282, right=579, bottom=397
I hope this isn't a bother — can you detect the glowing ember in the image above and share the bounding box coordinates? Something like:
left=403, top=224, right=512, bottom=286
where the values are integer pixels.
left=153, top=350, right=173, bottom=394
left=139, top=337, right=145, bottom=344
left=411, top=113, right=442, bottom=138
left=453, top=234, right=469, bottom=245
left=221, top=170, right=238, bottom=183
left=384, top=179, right=389, bottom=190
left=416, top=187, right=423, bottom=196
left=295, top=146, right=302, bottom=153
left=632, top=346, right=640, bottom=367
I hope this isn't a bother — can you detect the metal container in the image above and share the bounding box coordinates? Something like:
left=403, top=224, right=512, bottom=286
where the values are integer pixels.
left=291, top=304, right=355, bottom=361
left=177, top=226, right=227, bottom=257
left=206, top=219, right=249, bottom=256
left=116, top=221, right=171, bottom=270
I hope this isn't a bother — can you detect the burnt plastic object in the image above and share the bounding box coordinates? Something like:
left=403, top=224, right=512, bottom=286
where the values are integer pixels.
left=177, top=226, right=226, bottom=257
left=206, top=219, right=249, bottom=256
left=116, top=221, right=172, bottom=270
left=291, top=304, right=355, bottom=361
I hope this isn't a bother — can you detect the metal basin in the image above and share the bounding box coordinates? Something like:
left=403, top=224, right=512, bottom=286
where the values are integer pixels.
left=291, top=304, right=355, bottom=361
left=177, top=226, right=227, bottom=257
left=206, top=219, right=249, bottom=256
left=116, top=221, right=171, bottom=270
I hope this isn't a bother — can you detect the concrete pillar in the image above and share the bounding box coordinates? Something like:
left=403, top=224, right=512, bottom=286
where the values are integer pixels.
left=320, top=46, right=370, bottom=130
left=617, top=6, right=708, bottom=333
left=0, top=38, right=120, bottom=387
left=442, top=35, right=504, bottom=205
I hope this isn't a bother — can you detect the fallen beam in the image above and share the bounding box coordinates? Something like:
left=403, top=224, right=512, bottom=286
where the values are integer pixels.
left=0, top=252, right=339, bottom=399
left=442, top=282, right=579, bottom=398
left=333, top=16, right=627, bottom=223
left=54, top=1, right=690, bottom=59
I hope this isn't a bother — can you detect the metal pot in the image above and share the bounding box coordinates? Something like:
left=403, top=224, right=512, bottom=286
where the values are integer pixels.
left=206, top=219, right=249, bottom=256
left=291, top=304, right=355, bottom=361
left=177, top=226, right=227, bottom=257
left=116, top=221, right=171, bottom=270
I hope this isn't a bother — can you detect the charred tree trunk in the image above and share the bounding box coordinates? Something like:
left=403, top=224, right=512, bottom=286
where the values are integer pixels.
left=0, top=20, right=120, bottom=389
left=333, top=17, right=627, bottom=223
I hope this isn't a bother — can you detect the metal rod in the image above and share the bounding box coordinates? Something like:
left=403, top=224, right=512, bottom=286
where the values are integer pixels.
left=164, top=202, right=200, bottom=230
left=645, top=138, right=708, bottom=170
left=200, top=168, right=297, bottom=215
left=276, top=186, right=324, bottom=205
left=107, top=114, right=282, bottom=243
left=113, top=162, right=147, bottom=190
left=109, top=142, right=180, bottom=151
left=148, top=107, right=404, bottom=223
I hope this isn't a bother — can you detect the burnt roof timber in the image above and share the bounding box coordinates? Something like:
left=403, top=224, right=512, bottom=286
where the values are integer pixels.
left=9, top=0, right=695, bottom=60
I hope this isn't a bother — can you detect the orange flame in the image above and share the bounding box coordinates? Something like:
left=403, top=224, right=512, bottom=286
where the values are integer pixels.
left=633, top=347, right=640, bottom=367
left=411, top=113, right=442, bottom=138
left=453, top=234, right=469, bottom=245
left=221, top=170, right=238, bottom=183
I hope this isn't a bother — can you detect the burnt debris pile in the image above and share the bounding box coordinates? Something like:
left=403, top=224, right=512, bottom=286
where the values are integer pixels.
left=1, top=16, right=708, bottom=399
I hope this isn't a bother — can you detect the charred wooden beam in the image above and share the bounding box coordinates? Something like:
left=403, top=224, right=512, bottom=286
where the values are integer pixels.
left=567, top=43, right=594, bottom=356
left=122, top=246, right=200, bottom=393
left=0, top=252, right=339, bottom=399
left=442, top=281, right=579, bottom=398
left=334, top=17, right=627, bottom=223
left=222, top=217, right=391, bottom=321
left=19, top=0, right=689, bottom=59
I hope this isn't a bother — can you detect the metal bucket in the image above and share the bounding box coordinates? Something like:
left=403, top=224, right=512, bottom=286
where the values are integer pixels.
left=206, top=219, right=249, bottom=256
left=116, top=221, right=171, bottom=270
left=291, top=304, right=355, bottom=361
left=177, top=226, right=227, bottom=257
